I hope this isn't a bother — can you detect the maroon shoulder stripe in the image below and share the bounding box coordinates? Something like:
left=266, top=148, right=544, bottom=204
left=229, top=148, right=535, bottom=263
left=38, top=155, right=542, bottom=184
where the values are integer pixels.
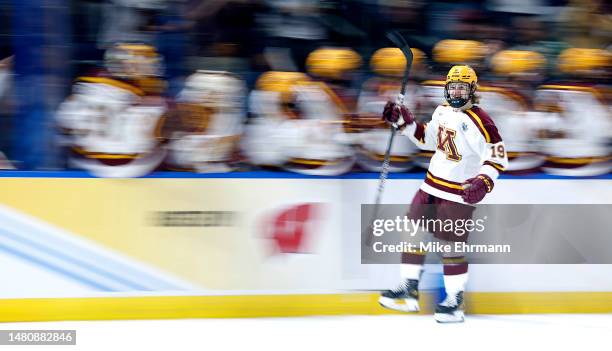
left=467, top=106, right=503, bottom=144
left=414, top=123, right=426, bottom=143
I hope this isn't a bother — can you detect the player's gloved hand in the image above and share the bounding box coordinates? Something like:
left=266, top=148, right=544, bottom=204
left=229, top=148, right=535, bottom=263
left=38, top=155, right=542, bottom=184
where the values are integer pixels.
left=461, top=174, right=494, bottom=204
left=382, top=100, right=415, bottom=130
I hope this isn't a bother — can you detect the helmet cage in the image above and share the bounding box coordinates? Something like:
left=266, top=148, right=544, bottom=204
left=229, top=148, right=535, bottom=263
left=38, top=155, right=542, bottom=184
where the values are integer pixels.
left=444, top=81, right=476, bottom=108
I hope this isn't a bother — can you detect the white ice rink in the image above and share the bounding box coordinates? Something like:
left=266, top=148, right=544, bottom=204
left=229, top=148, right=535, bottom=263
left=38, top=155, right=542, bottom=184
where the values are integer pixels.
left=2, top=314, right=611, bottom=351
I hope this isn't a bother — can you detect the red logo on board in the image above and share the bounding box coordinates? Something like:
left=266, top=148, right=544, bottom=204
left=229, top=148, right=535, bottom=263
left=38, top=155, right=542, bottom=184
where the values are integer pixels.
left=265, top=203, right=319, bottom=254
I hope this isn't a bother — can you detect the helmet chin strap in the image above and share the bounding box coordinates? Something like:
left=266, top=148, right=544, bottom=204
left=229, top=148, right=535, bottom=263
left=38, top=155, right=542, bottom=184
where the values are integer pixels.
left=455, top=101, right=473, bottom=111
left=446, top=95, right=472, bottom=110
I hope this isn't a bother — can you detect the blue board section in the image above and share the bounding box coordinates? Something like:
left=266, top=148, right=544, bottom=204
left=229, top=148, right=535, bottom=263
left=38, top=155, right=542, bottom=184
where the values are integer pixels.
left=11, top=1, right=47, bottom=169
left=10, top=0, right=70, bottom=169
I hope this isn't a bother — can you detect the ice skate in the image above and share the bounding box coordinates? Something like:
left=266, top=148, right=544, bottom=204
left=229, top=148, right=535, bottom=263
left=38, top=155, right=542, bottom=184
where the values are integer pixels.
left=434, top=291, right=465, bottom=323
left=378, top=279, right=420, bottom=312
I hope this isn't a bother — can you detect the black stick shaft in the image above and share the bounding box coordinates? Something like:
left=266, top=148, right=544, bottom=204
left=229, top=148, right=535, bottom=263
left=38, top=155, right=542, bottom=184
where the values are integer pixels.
left=365, top=31, right=413, bottom=246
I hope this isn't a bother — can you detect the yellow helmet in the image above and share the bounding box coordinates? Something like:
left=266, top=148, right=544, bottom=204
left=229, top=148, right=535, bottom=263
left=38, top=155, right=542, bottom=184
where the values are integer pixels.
left=306, top=47, right=362, bottom=79
left=433, top=39, right=486, bottom=64
left=445, top=65, right=478, bottom=108
left=255, top=71, right=309, bottom=91
left=491, top=50, right=546, bottom=75
left=370, top=47, right=425, bottom=77
left=255, top=71, right=310, bottom=102
left=181, top=70, right=245, bottom=108
left=557, top=48, right=611, bottom=75
left=446, top=65, right=478, bottom=85
left=104, top=43, right=162, bottom=78
left=114, top=43, right=159, bottom=57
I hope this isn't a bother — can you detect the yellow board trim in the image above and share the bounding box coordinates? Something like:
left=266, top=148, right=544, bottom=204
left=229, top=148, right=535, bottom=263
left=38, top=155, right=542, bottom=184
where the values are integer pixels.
left=465, top=109, right=491, bottom=143
left=426, top=173, right=464, bottom=190
left=467, top=292, right=612, bottom=314
left=1, top=292, right=612, bottom=322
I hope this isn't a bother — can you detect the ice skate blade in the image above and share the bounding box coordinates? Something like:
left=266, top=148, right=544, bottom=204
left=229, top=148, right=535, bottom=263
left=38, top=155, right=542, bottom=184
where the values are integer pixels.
left=434, top=311, right=465, bottom=323
left=378, top=296, right=420, bottom=312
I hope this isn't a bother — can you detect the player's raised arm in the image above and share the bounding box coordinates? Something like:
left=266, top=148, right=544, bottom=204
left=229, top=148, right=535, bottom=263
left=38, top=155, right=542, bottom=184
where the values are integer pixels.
left=381, top=99, right=438, bottom=151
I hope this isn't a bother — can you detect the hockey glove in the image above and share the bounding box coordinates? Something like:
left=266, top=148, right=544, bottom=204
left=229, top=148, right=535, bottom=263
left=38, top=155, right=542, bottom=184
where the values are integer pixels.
left=461, top=174, right=494, bottom=204
left=382, top=101, right=415, bottom=130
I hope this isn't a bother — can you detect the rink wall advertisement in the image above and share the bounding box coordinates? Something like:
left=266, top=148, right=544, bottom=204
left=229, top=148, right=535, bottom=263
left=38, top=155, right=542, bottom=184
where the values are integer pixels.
left=0, top=173, right=611, bottom=320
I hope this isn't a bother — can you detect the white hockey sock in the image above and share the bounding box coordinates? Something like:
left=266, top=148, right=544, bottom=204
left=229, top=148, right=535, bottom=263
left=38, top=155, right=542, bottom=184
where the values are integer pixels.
left=443, top=272, right=468, bottom=302
left=400, top=264, right=423, bottom=281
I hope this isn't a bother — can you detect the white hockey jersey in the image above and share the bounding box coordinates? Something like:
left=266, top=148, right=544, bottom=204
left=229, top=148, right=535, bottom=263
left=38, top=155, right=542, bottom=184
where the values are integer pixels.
left=421, top=80, right=544, bottom=173
left=402, top=104, right=509, bottom=204
left=244, top=74, right=355, bottom=176
left=56, top=76, right=167, bottom=177
left=410, top=81, right=448, bottom=170
left=166, top=71, right=246, bottom=173
left=535, top=84, right=611, bottom=176
left=0, top=56, right=10, bottom=101
left=0, top=56, right=14, bottom=169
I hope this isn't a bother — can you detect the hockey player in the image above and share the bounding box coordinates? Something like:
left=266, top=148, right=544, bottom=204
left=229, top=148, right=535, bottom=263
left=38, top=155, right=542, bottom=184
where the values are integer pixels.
left=304, top=47, right=363, bottom=139
left=415, top=39, right=487, bottom=170
left=0, top=55, right=14, bottom=169
left=164, top=70, right=246, bottom=173
left=0, top=55, right=10, bottom=100
left=243, top=49, right=359, bottom=175
left=56, top=43, right=168, bottom=178
left=379, top=65, right=508, bottom=323
left=355, top=47, right=426, bottom=172
left=536, top=48, right=611, bottom=176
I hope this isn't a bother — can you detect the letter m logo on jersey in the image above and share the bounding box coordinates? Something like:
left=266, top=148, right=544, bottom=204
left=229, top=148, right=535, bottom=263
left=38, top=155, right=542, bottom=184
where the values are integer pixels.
left=437, top=126, right=462, bottom=161
left=263, top=203, right=320, bottom=254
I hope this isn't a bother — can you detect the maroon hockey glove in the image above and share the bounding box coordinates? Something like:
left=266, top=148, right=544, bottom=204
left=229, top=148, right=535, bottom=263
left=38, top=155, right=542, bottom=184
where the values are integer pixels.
left=382, top=101, right=415, bottom=130
left=461, top=174, right=494, bottom=204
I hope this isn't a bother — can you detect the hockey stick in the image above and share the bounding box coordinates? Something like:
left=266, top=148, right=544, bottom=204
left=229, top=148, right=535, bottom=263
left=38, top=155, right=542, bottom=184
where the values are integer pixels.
left=365, top=31, right=414, bottom=246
